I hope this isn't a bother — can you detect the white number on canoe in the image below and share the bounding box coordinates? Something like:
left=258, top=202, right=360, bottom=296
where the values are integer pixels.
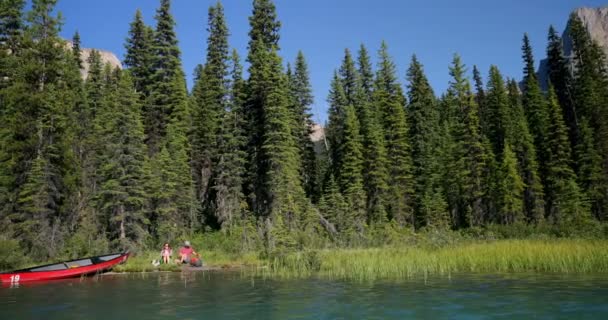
left=9, top=275, right=20, bottom=283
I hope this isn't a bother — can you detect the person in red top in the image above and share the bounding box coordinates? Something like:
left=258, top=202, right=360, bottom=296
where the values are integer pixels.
left=177, top=241, right=198, bottom=264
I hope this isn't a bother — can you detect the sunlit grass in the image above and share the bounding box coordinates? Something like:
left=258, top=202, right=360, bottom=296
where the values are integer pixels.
left=112, top=250, right=262, bottom=273
left=264, top=239, right=608, bottom=280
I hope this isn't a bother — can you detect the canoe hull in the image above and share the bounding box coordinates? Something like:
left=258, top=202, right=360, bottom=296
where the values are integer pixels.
left=0, top=252, right=128, bottom=283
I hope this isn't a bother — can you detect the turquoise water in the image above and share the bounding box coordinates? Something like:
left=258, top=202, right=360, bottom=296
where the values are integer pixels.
left=1, top=272, right=607, bottom=319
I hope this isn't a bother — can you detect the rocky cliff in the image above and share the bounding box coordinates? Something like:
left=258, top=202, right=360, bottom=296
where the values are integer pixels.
left=66, top=41, right=122, bottom=79
left=538, top=7, right=608, bottom=87
left=79, top=47, right=122, bottom=79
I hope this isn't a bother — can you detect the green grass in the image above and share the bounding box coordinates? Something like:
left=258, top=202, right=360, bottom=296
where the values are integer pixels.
left=264, top=239, right=608, bottom=280
left=112, top=250, right=263, bottom=273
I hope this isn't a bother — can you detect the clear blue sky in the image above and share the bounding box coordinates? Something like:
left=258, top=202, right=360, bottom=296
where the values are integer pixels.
left=54, top=0, right=606, bottom=123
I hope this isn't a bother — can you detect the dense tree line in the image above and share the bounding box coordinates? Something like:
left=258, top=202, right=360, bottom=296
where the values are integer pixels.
left=1, top=0, right=607, bottom=261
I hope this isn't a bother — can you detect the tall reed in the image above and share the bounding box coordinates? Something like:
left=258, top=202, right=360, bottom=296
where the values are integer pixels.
left=267, top=240, right=608, bottom=280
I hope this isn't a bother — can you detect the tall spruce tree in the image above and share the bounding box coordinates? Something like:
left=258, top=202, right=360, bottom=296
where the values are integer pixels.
left=521, top=34, right=549, bottom=181
left=326, top=71, right=347, bottom=181
left=191, top=2, right=230, bottom=219
left=407, top=55, right=449, bottom=228
left=445, top=55, right=490, bottom=227
left=146, top=0, right=182, bottom=155
left=576, top=118, right=606, bottom=220
left=568, top=13, right=608, bottom=220
left=375, top=42, right=413, bottom=227
left=483, top=66, right=510, bottom=158
left=124, top=9, right=154, bottom=98
left=546, top=25, right=576, bottom=143
left=6, top=0, right=79, bottom=259
left=288, top=51, right=317, bottom=201
left=351, top=45, right=389, bottom=225
left=506, top=79, right=545, bottom=223
left=212, top=49, right=248, bottom=229
left=498, top=143, right=525, bottom=224
left=244, top=0, right=282, bottom=216
left=339, top=104, right=366, bottom=236
left=96, top=71, right=149, bottom=249
left=545, top=86, right=589, bottom=224
left=246, top=0, right=312, bottom=249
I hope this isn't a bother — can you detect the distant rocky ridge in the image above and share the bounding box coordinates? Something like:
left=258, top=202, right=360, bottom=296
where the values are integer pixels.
left=538, top=7, right=608, bottom=88
left=79, top=47, right=122, bottom=79
left=66, top=41, right=122, bottom=79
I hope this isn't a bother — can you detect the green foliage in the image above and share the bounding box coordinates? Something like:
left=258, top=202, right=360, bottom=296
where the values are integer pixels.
left=191, top=2, right=231, bottom=226
left=124, top=9, right=154, bottom=97
left=545, top=86, right=591, bottom=224
left=375, top=42, right=413, bottom=227
left=0, top=237, right=27, bottom=272
left=267, top=239, right=608, bottom=279
left=407, top=55, right=449, bottom=229
left=2, top=0, right=608, bottom=267
left=339, top=104, right=366, bottom=234
left=506, top=79, right=545, bottom=223
left=445, top=55, right=490, bottom=227
left=287, top=51, right=318, bottom=201
left=521, top=34, right=550, bottom=183
left=498, top=144, right=525, bottom=224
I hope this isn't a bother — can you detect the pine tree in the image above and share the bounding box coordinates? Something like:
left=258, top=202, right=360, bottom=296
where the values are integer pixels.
left=124, top=9, right=154, bottom=97
left=375, top=42, right=413, bottom=227
left=146, top=0, right=183, bottom=155
left=546, top=25, right=576, bottom=144
left=545, top=85, right=590, bottom=224
left=0, top=0, right=26, bottom=231
left=338, top=49, right=360, bottom=106
left=406, top=55, right=449, bottom=228
left=96, top=72, right=149, bottom=249
left=262, top=49, right=310, bottom=244
left=0, top=0, right=24, bottom=87
left=472, top=65, right=486, bottom=111
left=506, top=79, right=545, bottom=223
left=483, top=65, right=510, bottom=157
left=13, top=152, right=54, bottom=258
left=351, top=45, right=389, bottom=225
left=568, top=13, right=608, bottom=220
left=244, top=0, right=282, bottom=216
left=357, top=44, right=374, bottom=101
left=71, top=31, right=83, bottom=70
left=326, top=71, right=347, bottom=181
left=289, top=51, right=317, bottom=201
left=191, top=2, right=230, bottom=216
left=339, top=104, right=366, bottom=236
left=498, top=143, right=525, bottom=224
left=245, top=0, right=312, bottom=249
left=576, top=118, right=607, bottom=220
left=6, top=0, right=79, bottom=257
left=521, top=34, right=549, bottom=181
left=212, top=49, right=248, bottom=229
left=446, top=55, right=489, bottom=227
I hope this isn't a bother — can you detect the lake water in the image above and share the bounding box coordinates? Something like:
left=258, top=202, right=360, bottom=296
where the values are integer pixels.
left=1, top=271, right=607, bottom=319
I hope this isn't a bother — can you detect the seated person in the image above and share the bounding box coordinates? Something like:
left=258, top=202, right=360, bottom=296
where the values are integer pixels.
left=177, top=241, right=198, bottom=264
left=160, top=243, right=172, bottom=264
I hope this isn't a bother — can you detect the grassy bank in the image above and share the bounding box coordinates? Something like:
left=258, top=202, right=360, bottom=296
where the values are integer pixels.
left=266, top=239, right=608, bottom=280
left=112, top=249, right=262, bottom=273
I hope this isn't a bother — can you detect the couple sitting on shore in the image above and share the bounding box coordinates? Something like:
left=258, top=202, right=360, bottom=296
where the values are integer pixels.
left=160, top=241, right=202, bottom=267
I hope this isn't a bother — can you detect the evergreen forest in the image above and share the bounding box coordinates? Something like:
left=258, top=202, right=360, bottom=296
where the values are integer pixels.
left=1, top=0, right=608, bottom=268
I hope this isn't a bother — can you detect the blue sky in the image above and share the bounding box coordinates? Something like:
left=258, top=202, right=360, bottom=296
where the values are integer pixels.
left=54, top=0, right=606, bottom=123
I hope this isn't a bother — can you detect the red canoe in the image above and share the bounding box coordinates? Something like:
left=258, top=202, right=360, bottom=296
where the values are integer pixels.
left=0, top=252, right=129, bottom=284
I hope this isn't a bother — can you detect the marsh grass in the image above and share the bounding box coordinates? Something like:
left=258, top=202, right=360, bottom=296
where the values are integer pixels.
left=265, top=239, right=608, bottom=280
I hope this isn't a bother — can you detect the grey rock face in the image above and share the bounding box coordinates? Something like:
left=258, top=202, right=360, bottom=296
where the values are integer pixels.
left=79, top=47, right=122, bottom=79
left=538, top=7, right=608, bottom=88
left=66, top=41, right=122, bottom=79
